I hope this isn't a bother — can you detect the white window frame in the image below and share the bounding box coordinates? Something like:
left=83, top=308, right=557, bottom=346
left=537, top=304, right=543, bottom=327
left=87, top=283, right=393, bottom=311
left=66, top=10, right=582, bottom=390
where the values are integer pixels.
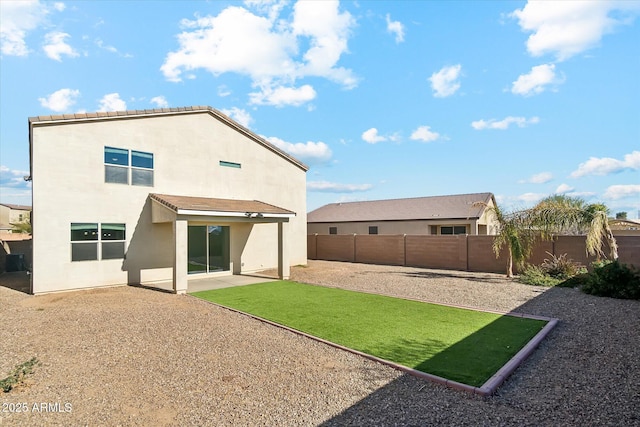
left=105, top=147, right=154, bottom=187
left=71, top=223, right=126, bottom=262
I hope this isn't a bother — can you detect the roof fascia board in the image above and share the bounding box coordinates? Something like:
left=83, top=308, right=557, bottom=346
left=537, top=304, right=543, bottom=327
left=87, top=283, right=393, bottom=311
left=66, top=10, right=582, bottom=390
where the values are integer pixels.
left=176, top=209, right=294, bottom=219
left=308, top=217, right=481, bottom=224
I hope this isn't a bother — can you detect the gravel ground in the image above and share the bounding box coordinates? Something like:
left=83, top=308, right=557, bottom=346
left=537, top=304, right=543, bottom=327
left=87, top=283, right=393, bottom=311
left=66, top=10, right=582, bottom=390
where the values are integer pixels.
left=1, top=260, right=639, bottom=426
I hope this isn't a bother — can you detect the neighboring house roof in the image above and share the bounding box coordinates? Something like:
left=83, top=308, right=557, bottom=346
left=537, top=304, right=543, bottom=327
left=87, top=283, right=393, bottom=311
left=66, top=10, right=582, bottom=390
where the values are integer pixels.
left=0, top=203, right=31, bottom=211
left=308, top=192, right=495, bottom=223
left=28, top=106, right=308, bottom=172
left=609, top=218, right=640, bottom=230
left=150, top=194, right=296, bottom=217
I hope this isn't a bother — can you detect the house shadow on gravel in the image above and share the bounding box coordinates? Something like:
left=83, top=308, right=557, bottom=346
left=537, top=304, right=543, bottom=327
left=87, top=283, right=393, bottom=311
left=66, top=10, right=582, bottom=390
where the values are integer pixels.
left=397, top=270, right=513, bottom=284
left=318, top=286, right=569, bottom=426
left=0, top=271, right=31, bottom=294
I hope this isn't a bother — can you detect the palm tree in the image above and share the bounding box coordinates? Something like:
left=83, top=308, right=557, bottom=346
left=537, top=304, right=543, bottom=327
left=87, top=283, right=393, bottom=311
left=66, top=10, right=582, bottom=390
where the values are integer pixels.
left=477, top=195, right=618, bottom=278
left=529, top=195, right=618, bottom=260
left=475, top=202, right=536, bottom=278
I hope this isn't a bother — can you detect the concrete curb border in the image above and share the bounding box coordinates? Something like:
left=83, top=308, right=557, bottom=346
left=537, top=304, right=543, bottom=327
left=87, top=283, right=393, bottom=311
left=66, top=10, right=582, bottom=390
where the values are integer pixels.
left=190, top=289, right=559, bottom=396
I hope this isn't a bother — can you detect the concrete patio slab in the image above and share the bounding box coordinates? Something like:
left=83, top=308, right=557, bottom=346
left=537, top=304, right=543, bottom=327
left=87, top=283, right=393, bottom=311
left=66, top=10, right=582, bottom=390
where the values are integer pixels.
left=187, top=274, right=277, bottom=293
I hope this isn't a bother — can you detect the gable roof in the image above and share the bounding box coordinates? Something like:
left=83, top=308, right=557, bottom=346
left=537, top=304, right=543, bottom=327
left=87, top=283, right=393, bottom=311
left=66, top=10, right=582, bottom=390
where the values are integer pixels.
left=28, top=106, right=308, bottom=172
left=307, top=192, right=495, bottom=223
left=0, top=203, right=31, bottom=211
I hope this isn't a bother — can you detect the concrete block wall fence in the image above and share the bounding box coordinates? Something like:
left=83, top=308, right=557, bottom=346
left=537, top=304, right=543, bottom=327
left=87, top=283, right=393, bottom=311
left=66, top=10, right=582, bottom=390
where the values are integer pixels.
left=307, top=234, right=640, bottom=273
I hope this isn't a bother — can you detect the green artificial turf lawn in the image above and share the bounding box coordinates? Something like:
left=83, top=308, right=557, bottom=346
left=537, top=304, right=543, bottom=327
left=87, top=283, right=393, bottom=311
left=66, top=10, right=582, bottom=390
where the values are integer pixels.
left=192, top=281, right=547, bottom=387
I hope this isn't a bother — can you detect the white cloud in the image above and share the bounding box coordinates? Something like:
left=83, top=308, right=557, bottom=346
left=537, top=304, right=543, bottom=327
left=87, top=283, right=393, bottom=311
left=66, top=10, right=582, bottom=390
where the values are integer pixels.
left=98, top=93, right=127, bottom=112
left=429, top=65, right=462, bottom=98
left=217, top=85, right=231, bottom=97
left=0, top=165, right=30, bottom=190
left=307, top=180, right=373, bottom=193
left=161, top=7, right=297, bottom=83
left=95, top=39, right=117, bottom=53
left=249, top=84, right=316, bottom=107
left=472, top=116, right=540, bottom=130
left=511, top=63, right=562, bottom=96
left=150, top=96, right=169, bottom=108
left=517, top=192, right=546, bottom=204
left=524, top=172, right=553, bottom=184
left=291, top=1, right=357, bottom=87
left=95, top=38, right=132, bottom=57
left=38, top=88, right=80, bottom=112
left=570, top=151, right=640, bottom=178
left=43, top=31, right=78, bottom=61
left=410, top=125, right=440, bottom=143
left=0, top=0, right=49, bottom=56
left=221, top=107, right=253, bottom=128
left=555, top=183, right=574, bottom=193
left=604, top=185, right=640, bottom=200
left=362, top=128, right=387, bottom=144
left=266, top=136, right=332, bottom=166
left=386, top=14, right=405, bottom=43
left=161, top=1, right=356, bottom=106
left=511, top=1, right=640, bottom=61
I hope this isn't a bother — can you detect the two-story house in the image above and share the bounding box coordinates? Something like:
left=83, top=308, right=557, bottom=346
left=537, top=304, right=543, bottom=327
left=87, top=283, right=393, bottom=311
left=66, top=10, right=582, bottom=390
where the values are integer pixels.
left=28, top=106, right=308, bottom=294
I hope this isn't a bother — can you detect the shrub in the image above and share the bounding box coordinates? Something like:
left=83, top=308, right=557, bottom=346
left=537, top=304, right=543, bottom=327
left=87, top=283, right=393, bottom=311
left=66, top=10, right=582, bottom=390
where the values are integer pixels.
left=540, top=252, right=586, bottom=280
left=519, top=253, right=587, bottom=287
left=518, top=264, right=562, bottom=287
left=582, top=261, right=640, bottom=300
left=1, top=357, right=39, bottom=393
left=557, top=273, right=589, bottom=288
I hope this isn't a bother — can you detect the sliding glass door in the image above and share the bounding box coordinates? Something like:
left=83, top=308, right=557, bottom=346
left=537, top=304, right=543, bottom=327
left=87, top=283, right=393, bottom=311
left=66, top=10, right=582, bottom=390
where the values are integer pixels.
left=187, top=225, right=230, bottom=274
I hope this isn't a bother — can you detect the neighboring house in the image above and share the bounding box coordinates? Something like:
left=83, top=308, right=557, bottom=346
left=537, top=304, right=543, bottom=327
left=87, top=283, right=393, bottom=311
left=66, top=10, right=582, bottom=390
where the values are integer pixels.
left=307, top=192, right=499, bottom=236
left=0, top=203, right=31, bottom=235
left=29, top=106, right=308, bottom=294
left=609, top=218, right=640, bottom=236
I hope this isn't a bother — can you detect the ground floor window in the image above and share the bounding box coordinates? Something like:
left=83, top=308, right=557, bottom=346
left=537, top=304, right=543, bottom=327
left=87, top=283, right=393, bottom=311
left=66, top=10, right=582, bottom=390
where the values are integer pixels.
left=441, top=225, right=467, bottom=235
left=188, top=225, right=230, bottom=274
left=71, top=223, right=126, bottom=261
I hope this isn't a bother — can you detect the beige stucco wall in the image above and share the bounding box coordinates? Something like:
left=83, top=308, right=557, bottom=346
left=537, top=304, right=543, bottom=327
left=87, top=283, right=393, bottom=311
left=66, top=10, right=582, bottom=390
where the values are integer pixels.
left=31, top=111, right=307, bottom=293
left=307, top=219, right=489, bottom=236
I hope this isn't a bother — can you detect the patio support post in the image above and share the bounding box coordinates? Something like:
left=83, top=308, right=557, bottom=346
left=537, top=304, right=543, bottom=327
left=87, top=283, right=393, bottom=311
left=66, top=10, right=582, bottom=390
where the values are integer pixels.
left=173, top=219, right=188, bottom=294
left=278, top=221, right=290, bottom=280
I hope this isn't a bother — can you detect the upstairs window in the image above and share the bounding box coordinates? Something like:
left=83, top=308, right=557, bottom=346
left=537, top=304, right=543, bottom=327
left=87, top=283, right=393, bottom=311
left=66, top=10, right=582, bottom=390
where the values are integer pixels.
left=105, top=147, right=154, bottom=186
left=219, top=160, right=241, bottom=169
left=105, top=147, right=129, bottom=184
left=368, top=226, right=378, bottom=235
left=131, top=151, right=154, bottom=186
left=329, top=227, right=337, bottom=235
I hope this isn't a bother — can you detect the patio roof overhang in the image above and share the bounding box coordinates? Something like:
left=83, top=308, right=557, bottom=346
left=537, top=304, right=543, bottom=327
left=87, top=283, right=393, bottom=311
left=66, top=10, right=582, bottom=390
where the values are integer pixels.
left=150, top=193, right=294, bottom=293
left=150, top=193, right=296, bottom=223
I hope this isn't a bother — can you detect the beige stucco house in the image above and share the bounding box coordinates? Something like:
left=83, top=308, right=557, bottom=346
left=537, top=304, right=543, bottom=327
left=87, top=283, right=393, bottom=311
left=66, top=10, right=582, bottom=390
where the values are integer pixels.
left=29, top=106, right=308, bottom=294
left=0, top=203, right=31, bottom=235
left=307, top=192, right=499, bottom=236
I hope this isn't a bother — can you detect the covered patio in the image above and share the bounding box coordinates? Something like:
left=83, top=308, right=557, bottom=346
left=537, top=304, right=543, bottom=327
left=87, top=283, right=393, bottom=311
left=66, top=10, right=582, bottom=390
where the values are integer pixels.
left=150, top=193, right=296, bottom=294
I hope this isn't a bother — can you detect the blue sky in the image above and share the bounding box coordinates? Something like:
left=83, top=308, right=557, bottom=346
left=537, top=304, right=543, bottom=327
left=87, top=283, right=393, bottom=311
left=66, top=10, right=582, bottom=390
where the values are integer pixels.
left=1, top=0, right=639, bottom=216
